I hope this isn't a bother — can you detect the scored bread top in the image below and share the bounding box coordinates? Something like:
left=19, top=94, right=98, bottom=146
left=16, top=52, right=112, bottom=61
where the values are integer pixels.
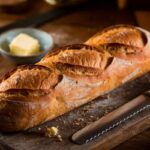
left=85, top=25, right=149, bottom=62
left=0, top=65, right=62, bottom=92
left=37, top=44, right=113, bottom=78
left=85, top=24, right=147, bottom=48
left=37, top=25, right=149, bottom=78
left=0, top=25, right=148, bottom=92
left=0, top=25, right=149, bottom=97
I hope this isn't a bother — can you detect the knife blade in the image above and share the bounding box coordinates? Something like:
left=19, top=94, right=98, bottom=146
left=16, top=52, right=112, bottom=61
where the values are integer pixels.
left=72, top=92, right=150, bottom=145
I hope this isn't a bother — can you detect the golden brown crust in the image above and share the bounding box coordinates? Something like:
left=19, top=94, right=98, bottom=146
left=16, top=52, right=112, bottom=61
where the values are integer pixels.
left=85, top=24, right=147, bottom=48
left=96, top=43, right=149, bottom=62
left=0, top=24, right=150, bottom=132
left=0, top=90, right=54, bottom=131
left=37, top=44, right=106, bottom=69
left=0, top=65, right=62, bottom=92
left=37, top=44, right=113, bottom=78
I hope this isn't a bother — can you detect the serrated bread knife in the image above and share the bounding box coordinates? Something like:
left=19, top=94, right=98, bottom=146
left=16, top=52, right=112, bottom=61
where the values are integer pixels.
left=72, top=91, right=150, bottom=145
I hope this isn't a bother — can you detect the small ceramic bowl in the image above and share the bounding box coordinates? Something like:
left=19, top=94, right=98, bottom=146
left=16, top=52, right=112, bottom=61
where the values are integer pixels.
left=0, top=28, right=53, bottom=64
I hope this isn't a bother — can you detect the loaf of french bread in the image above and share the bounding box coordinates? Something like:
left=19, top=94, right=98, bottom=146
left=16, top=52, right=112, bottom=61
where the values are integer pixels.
left=0, top=25, right=150, bottom=132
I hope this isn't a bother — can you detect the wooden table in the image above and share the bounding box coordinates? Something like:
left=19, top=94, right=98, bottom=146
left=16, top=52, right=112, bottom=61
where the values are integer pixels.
left=0, top=1, right=149, bottom=149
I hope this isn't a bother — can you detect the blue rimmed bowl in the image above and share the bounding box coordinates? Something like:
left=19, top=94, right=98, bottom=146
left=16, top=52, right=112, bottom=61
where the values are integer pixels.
left=0, top=28, right=54, bottom=64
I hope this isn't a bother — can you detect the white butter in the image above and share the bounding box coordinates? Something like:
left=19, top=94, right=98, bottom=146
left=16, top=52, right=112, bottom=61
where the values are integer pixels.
left=9, top=33, right=40, bottom=56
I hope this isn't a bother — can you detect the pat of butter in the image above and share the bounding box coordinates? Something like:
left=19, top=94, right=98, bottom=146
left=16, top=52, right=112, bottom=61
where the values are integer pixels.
left=9, top=33, right=40, bottom=56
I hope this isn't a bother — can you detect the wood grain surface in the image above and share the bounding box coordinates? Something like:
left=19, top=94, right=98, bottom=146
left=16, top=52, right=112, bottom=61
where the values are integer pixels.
left=0, top=0, right=149, bottom=149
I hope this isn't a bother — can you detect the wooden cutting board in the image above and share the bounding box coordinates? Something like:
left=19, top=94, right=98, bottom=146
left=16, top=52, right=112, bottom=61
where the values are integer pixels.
left=0, top=70, right=150, bottom=150
left=0, top=2, right=149, bottom=149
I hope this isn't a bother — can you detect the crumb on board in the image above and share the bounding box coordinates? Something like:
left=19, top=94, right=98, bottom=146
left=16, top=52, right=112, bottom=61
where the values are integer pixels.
left=38, top=127, right=42, bottom=131
left=45, top=126, right=63, bottom=142
left=57, top=134, right=63, bottom=142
